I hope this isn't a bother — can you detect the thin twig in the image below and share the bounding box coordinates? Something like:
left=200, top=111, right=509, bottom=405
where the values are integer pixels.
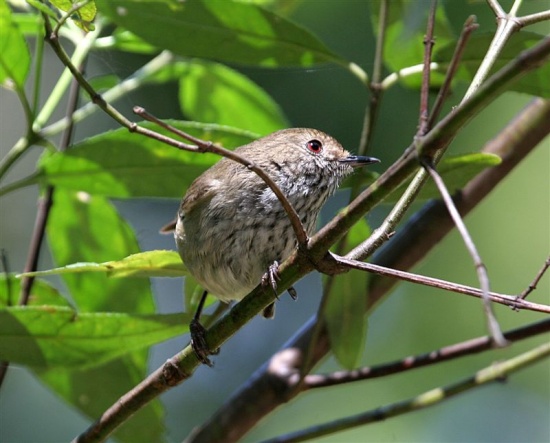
left=358, top=0, right=389, bottom=155
left=463, top=0, right=522, bottom=101
left=41, top=51, right=175, bottom=137
left=421, top=159, right=507, bottom=347
left=519, top=257, right=550, bottom=300
left=418, top=0, right=437, bottom=137
left=350, top=15, right=478, bottom=262
left=333, top=255, right=550, bottom=314
left=519, top=10, right=550, bottom=26
left=429, top=16, right=479, bottom=127
left=265, top=343, right=550, bottom=443
left=303, top=318, right=550, bottom=389
left=486, top=0, right=505, bottom=17
left=133, top=107, right=308, bottom=246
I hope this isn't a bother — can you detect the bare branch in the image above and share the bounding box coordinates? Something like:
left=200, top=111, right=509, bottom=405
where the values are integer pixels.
left=266, top=343, right=550, bottom=443
left=519, top=257, right=550, bottom=300
left=418, top=0, right=437, bottom=136
left=429, top=16, right=479, bottom=127
left=421, top=159, right=507, bottom=346
left=333, top=255, right=550, bottom=314
left=486, top=0, right=505, bottom=17
left=304, top=318, right=550, bottom=388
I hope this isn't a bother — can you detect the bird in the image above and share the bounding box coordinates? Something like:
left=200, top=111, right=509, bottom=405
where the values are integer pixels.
left=174, top=128, right=379, bottom=364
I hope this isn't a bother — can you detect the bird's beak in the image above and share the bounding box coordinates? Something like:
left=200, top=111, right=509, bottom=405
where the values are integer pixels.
left=340, top=155, right=380, bottom=168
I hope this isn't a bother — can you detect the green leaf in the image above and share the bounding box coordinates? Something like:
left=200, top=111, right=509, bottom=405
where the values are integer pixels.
left=385, top=152, right=502, bottom=203
left=50, top=0, right=97, bottom=31
left=369, top=0, right=455, bottom=88
left=178, top=60, right=288, bottom=134
left=19, top=250, right=187, bottom=279
left=324, top=219, right=370, bottom=369
left=95, top=0, right=344, bottom=67
left=94, top=29, right=159, bottom=54
left=0, top=275, right=71, bottom=308
left=40, top=189, right=167, bottom=441
left=0, top=0, right=31, bottom=89
left=0, top=305, right=188, bottom=368
left=37, top=122, right=259, bottom=199
left=10, top=11, right=43, bottom=36
left=36, top=357, right=166, bottom=443
left=435, top=32, right=550, bottom=98
left=87, top=73, right=120, bottom=93
left=46, top=189, right=154, bottom=312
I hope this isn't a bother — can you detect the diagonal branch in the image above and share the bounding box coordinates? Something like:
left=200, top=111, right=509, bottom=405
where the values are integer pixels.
left=302, top=318, right=550, bottom=389
left=265, top=342, right=550, bottom=443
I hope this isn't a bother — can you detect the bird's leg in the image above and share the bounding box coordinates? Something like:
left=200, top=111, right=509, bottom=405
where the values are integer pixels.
left=190, top=290, right=217, bottom=366
left=261, top=261, right=298, bottom=318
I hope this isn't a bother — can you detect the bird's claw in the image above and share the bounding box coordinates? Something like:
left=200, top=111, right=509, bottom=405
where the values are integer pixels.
left=190, top=318, right=218, bottom=366
left=261, top=260, right=281, bottom=297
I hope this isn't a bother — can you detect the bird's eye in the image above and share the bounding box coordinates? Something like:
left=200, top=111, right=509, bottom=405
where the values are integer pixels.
left=306, top=139, right=323, bottom=154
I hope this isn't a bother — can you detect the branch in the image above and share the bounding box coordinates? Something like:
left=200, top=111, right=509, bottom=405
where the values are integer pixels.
left=302, top=319, right=550, bottom=389
left=332, top=255, right=550, bottom=314
left=358, top=0, right=389, bottom=155
left=421, top=160, right=507, bottom=346
left=266, top=342, right=550, bottom=443
left=519, top=257, right=550, bottom=300
left=417, top=0, right=437, bottom=136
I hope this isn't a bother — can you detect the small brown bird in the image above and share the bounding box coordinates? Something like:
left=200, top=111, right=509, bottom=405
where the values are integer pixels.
left=175, top=128, right=379, bottom=364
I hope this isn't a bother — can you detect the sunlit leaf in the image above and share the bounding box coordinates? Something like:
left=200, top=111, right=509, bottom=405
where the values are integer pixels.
left=19, top=250, right=187, bottom=279
left=178, top=60, right=288, bottom=134
left=36, top=122, right=259, bottom=198
left=0, top=305, right=188, bottom=368
left=36, top=358, right=166, bottom=443
left=50, top=0, right=97, bottom=31
left=0, top=275, right=71, bottom=308
left=0, top=1, right=31, bottom=89
left=95, top=0, right=344, bottom=67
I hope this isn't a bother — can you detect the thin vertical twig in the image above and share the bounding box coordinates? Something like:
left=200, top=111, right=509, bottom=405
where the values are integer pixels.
left=429, top=16, right=479, bottom=127
left=421, top=159, right=507, bottom=347
left=358, top=0, right=389, bottom=155
left=418, top=0, right=437, bottom=136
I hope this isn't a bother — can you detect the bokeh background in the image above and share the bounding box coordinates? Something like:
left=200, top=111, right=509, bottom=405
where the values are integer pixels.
left=1, top=1, right=549, bottom=442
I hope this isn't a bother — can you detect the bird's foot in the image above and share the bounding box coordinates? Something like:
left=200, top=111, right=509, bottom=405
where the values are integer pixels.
left=261, top=261, right=281, bottom=295
left=190, top=319, right=219, bottom=366
left=261, top=261, right=298, bottom=318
